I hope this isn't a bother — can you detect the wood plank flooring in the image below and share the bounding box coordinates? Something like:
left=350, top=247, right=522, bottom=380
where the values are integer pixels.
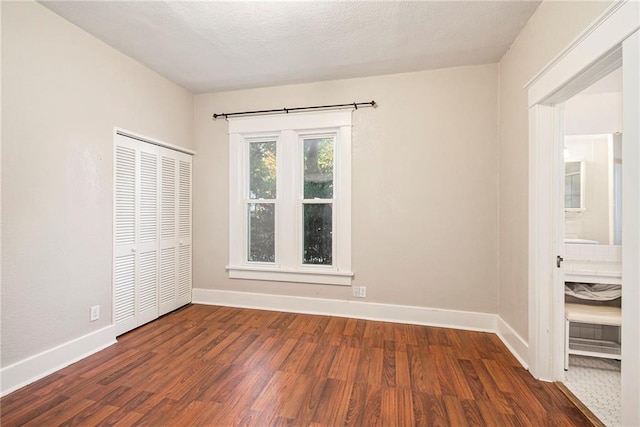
left=1, top=304, right=594, bottom=426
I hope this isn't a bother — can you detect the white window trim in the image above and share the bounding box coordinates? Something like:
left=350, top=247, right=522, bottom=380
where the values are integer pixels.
left=227, top=110, right=353, bottom=286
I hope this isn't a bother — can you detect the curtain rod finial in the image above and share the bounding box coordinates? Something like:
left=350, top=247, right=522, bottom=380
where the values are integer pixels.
left=371, top=101, right=378, bottom=108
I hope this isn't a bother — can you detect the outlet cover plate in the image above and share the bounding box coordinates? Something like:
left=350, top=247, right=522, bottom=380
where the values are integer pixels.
left=90, top=305, right=100, bottom=322
left=352, top=286, right=367, bottom=298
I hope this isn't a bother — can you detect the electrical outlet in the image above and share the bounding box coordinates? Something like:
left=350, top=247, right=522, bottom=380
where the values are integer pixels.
left=352, top=286, right=367, bottom=298
left=90, top=305, right=100, bottom=322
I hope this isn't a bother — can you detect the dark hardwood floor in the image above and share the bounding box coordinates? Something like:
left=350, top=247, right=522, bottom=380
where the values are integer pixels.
left=1, top=304, right=593, bottom=426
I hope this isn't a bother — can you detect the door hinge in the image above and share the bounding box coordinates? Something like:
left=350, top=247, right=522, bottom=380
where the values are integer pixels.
left=557, top=255, right=564, bottom=268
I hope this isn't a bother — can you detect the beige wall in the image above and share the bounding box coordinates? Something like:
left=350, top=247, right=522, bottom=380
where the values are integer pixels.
left=194, top=64, right=499, bottom=314
left=497, top=0, right=612, bottom=339
left=1, top=2, right=194, bottom=367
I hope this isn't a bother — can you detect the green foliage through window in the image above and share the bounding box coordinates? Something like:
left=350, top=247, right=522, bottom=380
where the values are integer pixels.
left=303, top=137, right=334, bottom=265
left=304, top=138, right=333, bottom=199
left=303, top=204, right=332, bottom=265
left=248, top=141, right=276, bottom=262
left=249, top=141, right=276, bottom=199
left=248, top=203, right=275, bottom=262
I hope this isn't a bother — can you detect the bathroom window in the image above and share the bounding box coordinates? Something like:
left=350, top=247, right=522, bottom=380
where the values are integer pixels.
left=227, top=111, right=353, bottom=286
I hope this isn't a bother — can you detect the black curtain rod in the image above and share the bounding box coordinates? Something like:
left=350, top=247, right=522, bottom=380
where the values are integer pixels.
left=212, top=100, right=377, bottom=120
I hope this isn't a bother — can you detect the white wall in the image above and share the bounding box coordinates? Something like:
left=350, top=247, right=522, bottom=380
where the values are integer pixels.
left=193, top=65, right=499, bottom=314
left=1, top=2, right=194, bottom=367
left=497, top=0, right=612, bottom=340
left=564, top=135, right=611, bottom=244
left=565, top=92, right=622, bottom=135
left=565, top=68, right=622, bottom=136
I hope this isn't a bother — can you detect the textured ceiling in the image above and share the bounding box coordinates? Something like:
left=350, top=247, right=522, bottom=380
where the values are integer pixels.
left=41, top=1, right=541, bottom=94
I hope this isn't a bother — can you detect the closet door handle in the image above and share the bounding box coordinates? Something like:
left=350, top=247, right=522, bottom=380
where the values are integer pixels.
left=557, top=255, right=564, bottom=268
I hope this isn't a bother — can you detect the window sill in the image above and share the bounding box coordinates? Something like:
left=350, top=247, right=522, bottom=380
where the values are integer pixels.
left=226, top=265, right=353, bottom=286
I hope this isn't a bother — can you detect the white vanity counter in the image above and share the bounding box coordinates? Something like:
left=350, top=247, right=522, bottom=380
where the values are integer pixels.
left=564, top=244, right=622, bottom=285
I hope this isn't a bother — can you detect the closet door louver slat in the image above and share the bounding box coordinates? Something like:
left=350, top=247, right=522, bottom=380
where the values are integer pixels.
left=139, top=152, right=158, bottom=244
left=179, top=160, right=191, bottom=238
left=138, top=252, right=158, bottom=315
left=115, top=146, right=136, bottom=246
left=114, top=254, right=135, bottom=325
left=161, top=157, right=176, bottom=240
left=159, top=150, right=179, bottom=316
left=178, top=245, right=192, bottom=304
left=177, top=158, right=192, bottom=306
left=136, top=144, right=160, bottom=326
left=160, top=247, right=176, bottom=305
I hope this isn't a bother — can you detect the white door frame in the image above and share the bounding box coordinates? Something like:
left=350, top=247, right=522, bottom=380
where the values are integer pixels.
left=526, top=1, right=639, bottom=425
left=621, top=30, right=640, bottom=427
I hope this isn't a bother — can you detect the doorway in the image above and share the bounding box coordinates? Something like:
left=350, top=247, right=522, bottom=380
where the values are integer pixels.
left=561, top=69, right=623, bottom=426
left=526, top=2, right=639, bottom=425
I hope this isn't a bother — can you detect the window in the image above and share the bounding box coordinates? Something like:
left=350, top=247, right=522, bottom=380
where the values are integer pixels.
left=227, top=110, right=353, bottom=285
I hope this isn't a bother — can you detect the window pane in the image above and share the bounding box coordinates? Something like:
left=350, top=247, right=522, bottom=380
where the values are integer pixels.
left=248, top=203, right=275, bottom=262
left=304, top=137, right=333, bottom=199
left=250, top=141, right=276, bottom=199
left=303, top=204, right=332, bottom=265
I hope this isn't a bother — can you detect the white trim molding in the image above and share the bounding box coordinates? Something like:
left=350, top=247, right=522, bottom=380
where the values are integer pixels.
left=527, top=1, right=637, bottom=106
left=227, top=266, right=353, bottom=286
left=527, top=103, right=564, bottom=381
left=193, top=288, right=529, bottom=368
left=193, top=288, right=496, bottom=331
left=114, top=127, right=195, bottom=156
left=497, top=316, right=530, bottom=370
left=0, top=325, right=117, bottom=397
left=621, top=30, right=640, bottom=427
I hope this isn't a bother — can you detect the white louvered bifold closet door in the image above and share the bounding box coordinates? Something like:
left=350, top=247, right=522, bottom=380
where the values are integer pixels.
left=114, top=135, right=159, bottom=335
left=159, top=147, right=193, bottom=316
left=177, top=153, right=193, bottom=308
left=114, top=137, right=139, bottom=335
left=136, top=143, right=160, bottom=326
left=114, top=133, right=192, bottom=336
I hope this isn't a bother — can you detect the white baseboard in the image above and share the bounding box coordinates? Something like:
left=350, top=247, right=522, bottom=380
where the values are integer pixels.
left=496, top=316, right=529, bottom=369
left=193, top=288, right=498, bottom=333
left=1, top=325, right=117, bottom=397
left=194, top=289, right=530, bottom=369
